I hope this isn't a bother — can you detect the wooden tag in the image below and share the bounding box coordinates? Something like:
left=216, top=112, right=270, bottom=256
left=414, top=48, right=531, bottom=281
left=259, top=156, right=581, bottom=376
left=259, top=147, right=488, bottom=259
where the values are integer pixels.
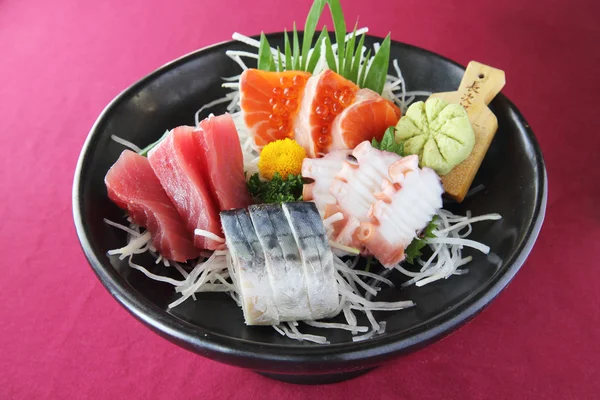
left=429, top=61, right=505, bottom=202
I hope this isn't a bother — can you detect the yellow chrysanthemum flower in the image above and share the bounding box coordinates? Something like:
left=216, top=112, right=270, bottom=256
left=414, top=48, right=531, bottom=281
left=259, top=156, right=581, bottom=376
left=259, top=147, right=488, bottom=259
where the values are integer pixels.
left=258, top=138, right=306, bottom=180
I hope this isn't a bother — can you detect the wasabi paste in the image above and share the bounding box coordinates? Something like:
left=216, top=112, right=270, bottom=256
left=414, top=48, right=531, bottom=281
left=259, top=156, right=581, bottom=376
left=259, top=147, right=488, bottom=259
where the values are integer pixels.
left=395, top=98, right=475, bottom=175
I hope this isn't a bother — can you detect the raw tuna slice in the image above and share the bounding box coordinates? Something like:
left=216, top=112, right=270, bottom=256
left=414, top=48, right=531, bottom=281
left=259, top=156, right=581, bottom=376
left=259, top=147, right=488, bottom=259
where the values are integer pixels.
left=148, top=126, right=222, bottom=250
left=105, top=150, right=199, bottom=262
left=198, top=114, right=252, bottom=211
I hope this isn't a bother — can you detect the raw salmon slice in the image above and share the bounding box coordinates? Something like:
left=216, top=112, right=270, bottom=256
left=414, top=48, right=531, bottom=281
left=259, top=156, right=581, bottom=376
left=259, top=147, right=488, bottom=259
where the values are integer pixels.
left=240, top=69, right=310, bottom=149
left=330, top=89, right=401, bottom=151
left=148, top=126, right=222, bottom=250
left=105, top=150, right=199, bottom=262
left=198, top=113, right=252, bottom=211
left=295, top=69, right=359, bottom=157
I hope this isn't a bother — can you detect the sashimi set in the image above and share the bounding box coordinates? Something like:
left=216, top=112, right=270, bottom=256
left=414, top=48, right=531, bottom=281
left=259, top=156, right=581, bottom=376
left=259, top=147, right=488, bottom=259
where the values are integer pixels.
left=104, top=0, right=505, bottom=343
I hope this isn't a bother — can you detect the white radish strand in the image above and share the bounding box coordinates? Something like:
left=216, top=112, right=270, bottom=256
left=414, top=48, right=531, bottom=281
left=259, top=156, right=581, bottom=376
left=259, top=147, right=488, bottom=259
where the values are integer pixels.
left=194, top=229, right=226, bottom=243
left=110, top=135, right=142, bottom=153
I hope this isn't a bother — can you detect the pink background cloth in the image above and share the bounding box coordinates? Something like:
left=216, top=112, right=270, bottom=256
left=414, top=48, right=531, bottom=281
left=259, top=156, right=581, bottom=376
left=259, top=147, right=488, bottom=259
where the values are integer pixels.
left=1, top=0, right=598, bottom=398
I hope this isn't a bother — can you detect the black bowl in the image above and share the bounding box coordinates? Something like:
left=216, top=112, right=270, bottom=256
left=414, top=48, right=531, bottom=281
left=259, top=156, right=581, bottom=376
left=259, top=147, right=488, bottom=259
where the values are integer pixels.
left=72, top=34, right=546, bottom=384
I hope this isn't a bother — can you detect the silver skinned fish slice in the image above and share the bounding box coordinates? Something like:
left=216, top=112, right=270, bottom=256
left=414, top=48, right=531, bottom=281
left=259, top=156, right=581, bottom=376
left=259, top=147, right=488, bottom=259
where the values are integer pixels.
left=282, top=202, right=339, bottom=320
left=220, top=209, right=279, bottom=325
left=249, top=204, right=313, bottom=321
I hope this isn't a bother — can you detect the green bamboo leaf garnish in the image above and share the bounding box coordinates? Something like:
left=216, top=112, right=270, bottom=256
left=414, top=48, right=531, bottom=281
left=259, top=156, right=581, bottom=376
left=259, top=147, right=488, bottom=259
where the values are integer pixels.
left=357, top=48, right=371, bottom=88
left=342, top=25, right=357, bottom=77
left=284, top=29, right=292, bottom=70
left=258, top=32, right=276, bottom=71
left=349, top=32, right=365, bottom=83
left=327, top=0, right=346, bottom=73
left=306, top=27, right=329, bottom=73
left=277, top=46, right=283, bottom=72
left=301, top=0, right=327, bottom=71
left=252, top=0, right=392, bottom=95
left=362, top=34, right=391, bottom=94
left=292, top=22, right=301, bottom=70
left=324, top=36, right=337, bottom=73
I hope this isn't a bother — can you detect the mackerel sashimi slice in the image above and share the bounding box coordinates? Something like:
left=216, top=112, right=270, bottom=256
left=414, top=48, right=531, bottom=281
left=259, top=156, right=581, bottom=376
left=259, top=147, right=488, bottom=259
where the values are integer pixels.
left=148, top=126, right=222, bottom=250
left=104, top=150, right=199, bottom=262
left=221, top=209, right=279, bottom=325
left=248, top=204, right=312, bottom=322
left=282, top=202, right=339, bottom=320
left=197, top=114, right=252, bottom=211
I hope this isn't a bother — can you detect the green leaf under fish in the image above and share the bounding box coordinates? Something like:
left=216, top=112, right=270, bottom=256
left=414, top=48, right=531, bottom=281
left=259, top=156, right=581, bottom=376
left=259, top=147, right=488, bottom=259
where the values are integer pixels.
left=247, top=172, right=304, bottom=204
left=371, top=126, right=404, bottom=157
left=404, top=216, right=438, bottom=264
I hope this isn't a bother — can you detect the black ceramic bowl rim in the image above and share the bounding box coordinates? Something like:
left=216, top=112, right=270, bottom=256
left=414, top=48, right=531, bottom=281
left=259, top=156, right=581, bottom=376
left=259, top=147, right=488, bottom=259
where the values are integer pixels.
left=73, top=34, right=547, bottom=374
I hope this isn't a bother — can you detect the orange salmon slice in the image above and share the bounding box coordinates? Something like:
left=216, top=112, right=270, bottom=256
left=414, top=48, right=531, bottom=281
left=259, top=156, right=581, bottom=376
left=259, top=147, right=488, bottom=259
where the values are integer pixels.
left=295, top=69, right=359, bottom=157
left=331, top=89, right=401, bottom=151
left=239, top=69, right=311, bottom=149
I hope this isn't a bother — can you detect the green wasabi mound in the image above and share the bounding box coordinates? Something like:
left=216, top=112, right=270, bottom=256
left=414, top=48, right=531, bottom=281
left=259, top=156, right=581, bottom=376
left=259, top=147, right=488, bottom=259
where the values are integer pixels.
left=395, top=98, right=475, bottom=175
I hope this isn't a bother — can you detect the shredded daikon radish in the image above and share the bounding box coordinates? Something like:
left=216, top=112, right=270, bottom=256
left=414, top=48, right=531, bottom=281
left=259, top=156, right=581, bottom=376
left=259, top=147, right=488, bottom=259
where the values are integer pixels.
left=103, top=218, right=142, bottom=237
left=194, top=92, right=238, bottom=126
left=435, top=214, right=501, bottom=235
left=303, top=320, right=368, bottom=333
left=222, top=82, right=240, bottom=89
left=404, top=90, right=433, bottom=97
left=127, top=256, right=185, bottom=287
left=107, top=231, right=152, bottom=259
left=194, top=229, right=226, bottom=243
left=342, top=304, right=358, bottom=327
left=225, top=50, right=259, bottom=60
left=222, top=74, right=241, bottom=82
left=426, top=238, right=491, bottom=254
left=272, top=324, right=286, bottom=336
left=280, top=323, right=329, bottom=344
left=169, top=256, right=228, bottom=308
left=171, top=261, right=189, bottom=278
left=110, top=135, right=142, bottom=153
left=329, top=240, right=360, bottom=255
left=393, top=210, right=502, bottom=287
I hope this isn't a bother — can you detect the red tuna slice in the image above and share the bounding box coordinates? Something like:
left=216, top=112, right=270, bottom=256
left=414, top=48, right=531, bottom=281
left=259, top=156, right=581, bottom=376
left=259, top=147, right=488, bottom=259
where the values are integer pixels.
left=148, top=126, right=222, bottom=250
left=105, top=150, right=199, bottom=262
left=197, top=113, right=252, bottom=211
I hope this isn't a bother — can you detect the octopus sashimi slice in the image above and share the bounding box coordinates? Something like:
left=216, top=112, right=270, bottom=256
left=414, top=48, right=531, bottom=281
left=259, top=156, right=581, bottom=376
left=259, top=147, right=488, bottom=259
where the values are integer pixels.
left=329, top=141, right=403, bottom=247
left=302, top=149, right=351, bottom=216
left=358, top=156, right=444, bottom=266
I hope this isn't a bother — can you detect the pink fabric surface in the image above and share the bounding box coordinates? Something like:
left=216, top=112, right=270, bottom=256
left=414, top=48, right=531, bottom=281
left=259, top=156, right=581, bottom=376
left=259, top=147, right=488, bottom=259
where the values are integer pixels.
left=1, top=0, right=598, bottom=398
